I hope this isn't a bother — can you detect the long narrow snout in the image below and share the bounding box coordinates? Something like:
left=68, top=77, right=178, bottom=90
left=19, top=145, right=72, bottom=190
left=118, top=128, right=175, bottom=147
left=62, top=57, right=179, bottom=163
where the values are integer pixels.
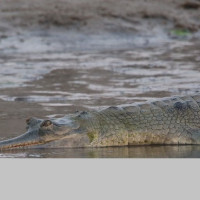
left=0, top=116, right=80, bottom=150
left=0, top=131, right=43, bottom=150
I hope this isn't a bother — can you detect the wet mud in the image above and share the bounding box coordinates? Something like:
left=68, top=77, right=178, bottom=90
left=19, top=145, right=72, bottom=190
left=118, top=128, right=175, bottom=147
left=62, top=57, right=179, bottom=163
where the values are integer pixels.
left=0, top=0, right=200, bottom=158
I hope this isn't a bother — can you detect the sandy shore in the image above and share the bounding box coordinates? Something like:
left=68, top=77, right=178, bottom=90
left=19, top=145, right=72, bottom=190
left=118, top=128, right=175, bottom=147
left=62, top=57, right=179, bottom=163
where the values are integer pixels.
left=0, top=0, right=200, bottom=53
left=1, top=0, right=200, bottom=32
left=0, top=1, right=199, bottom=61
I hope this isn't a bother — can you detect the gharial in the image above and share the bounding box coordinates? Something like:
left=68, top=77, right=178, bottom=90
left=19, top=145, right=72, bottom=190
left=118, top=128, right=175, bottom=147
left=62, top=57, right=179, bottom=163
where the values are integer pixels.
left=1, top=94, right=200, bottom=150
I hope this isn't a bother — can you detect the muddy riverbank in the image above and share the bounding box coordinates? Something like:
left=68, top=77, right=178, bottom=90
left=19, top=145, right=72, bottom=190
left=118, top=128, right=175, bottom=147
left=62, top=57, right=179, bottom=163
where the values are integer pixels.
left=0, top=0, right=200, bottom=157
left=1, top=0, right=200, bottom=54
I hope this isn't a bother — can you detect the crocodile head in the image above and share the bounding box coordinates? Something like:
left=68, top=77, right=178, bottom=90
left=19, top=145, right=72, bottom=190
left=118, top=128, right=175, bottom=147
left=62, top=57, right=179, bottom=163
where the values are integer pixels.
left=0, top=116, right=80, bottom=150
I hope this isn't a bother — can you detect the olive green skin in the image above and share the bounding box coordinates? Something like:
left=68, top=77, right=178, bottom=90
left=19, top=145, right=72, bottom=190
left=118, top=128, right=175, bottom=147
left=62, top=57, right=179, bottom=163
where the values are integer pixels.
left=1, top=94, right=200, bottom=150
left=79, top=94, right=200, bottom=146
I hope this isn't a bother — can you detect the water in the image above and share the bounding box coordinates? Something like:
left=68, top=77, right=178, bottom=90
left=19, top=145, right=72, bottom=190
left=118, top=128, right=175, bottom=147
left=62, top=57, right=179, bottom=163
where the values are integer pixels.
left=0, top=31, right=200, bottom=158
left=1, top=145, right=200, bottom=158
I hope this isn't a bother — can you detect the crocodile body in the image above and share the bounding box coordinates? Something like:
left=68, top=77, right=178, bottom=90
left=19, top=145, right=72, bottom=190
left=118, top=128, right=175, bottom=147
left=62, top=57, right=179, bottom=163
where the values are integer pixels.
left=1, top=94, right=200, bottom=149
left=73, top=94, right=200, bottom=147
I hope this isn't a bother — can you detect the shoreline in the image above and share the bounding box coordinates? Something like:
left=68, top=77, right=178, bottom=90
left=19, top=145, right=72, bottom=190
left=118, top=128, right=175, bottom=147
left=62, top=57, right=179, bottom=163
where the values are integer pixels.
left=0, top=0, right=200, bottom=55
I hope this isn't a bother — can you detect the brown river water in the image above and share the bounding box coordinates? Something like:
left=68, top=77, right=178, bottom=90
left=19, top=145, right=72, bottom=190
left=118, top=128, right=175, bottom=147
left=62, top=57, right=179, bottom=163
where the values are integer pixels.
left=0, top=35, right=200, bottom=158
left=0, top=0, right=200, bottom=157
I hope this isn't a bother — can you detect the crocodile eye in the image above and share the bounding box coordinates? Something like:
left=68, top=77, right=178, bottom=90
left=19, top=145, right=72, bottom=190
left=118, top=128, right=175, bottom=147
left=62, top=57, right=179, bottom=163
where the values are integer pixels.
left=26, top=117, right=31, bottom=125
left=41, top=120, right=52, bottom=127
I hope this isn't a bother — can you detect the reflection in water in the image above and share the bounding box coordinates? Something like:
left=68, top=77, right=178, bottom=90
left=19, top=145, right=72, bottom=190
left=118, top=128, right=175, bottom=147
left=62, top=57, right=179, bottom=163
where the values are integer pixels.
left=1, top=145, right=200, bottom=158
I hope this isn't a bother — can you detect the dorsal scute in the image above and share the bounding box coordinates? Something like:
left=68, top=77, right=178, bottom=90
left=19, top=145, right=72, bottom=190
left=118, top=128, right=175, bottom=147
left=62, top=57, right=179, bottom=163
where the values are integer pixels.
left=151, top=100, right=167, bottom=108
left=99, top=94, right=200, bottom=116
left=165, top=96, right=187, bottom=111
left=191, top=94, right=200, bottom=107
left=105, top=106, right=122, bottom=112
left=178, top=96, right=200, bottom=110
left=122, top=105, right=140, bottom=113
